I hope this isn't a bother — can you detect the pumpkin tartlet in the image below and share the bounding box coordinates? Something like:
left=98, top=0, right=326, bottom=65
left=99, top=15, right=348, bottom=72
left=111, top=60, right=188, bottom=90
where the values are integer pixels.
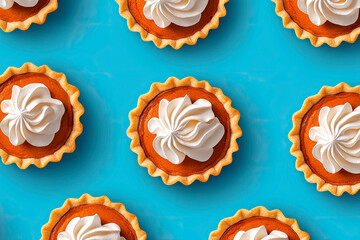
left=41, top=194, right=147, bottom=240
left=272, top=0, right=360, bottom=47
left=0, top=0, right=57, bottom=32
left=289, top=83, right=360, bottom=196
left=0, top=63, right=84, bottom=169
left=127, top=77, right=242, bottom=185
left=209, top=206, right=309, bottom=240
left=115, top=0, right=229, bottom=49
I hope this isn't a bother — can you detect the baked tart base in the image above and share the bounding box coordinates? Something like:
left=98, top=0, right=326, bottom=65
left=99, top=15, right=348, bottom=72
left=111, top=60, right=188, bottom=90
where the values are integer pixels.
left=289, top=82, right=360, bottom=196
left=115, top=0, right=229, bottom=49
left=40, top=194, right=147, bottom=240
left=0, top=63, right=84, bottom=169
left=127, top=76, right=242, bottom=185
left=209, top=206, right=309, bottom=240
left=272, top=0, right=360, bottom=47
left=0, top=0, right=57, bottom=32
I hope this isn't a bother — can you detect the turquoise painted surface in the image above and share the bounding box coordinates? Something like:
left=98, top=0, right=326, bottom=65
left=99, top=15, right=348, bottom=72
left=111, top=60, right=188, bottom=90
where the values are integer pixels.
left=1, top=0, right=360, bottom=239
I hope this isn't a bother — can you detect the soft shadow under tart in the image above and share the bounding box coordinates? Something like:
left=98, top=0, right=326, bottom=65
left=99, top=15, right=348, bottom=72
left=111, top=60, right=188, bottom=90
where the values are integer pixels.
left=272, top=0, right=360, bottom=46
left=289, top=83, right=360, bottom=196
left=0, top=0, right=57, bottom=32
left=127, top=77, right=242, bottom=185
left=0, top=63, right=84, bottom=169
left=40, top=194, right=147, bottom=240
left=209, top=206, right=309, bottom=240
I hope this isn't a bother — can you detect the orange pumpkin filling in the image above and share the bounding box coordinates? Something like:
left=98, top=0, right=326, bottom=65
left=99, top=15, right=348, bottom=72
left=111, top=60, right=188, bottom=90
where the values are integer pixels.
left=300, top=92, right=360, bottom=185
left=127, top=0, right=220, bottom=40
left=0, top=0, right=50, bottom=22
left=220, top=217, right=300, bottom=240
left=0, top=73, right=73, bottom=159
left=50, top=204, right=137, bottom=240
left=283, top=0, right=360, bottom=38
left=138, top=86, right=231, bottom=177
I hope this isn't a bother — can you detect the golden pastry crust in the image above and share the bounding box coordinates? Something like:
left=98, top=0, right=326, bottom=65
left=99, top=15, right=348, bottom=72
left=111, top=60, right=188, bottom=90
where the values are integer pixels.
left=272, top=0, right=360, bottom=47
left=40, top=194, right=147, bottom=240
left=127, top=76, right=242, bottom=185
left=289, top=82, right=360, bottom=196
left=0, top=0, right=58, bottom=32
left=115, top=0, right=229, bottom=49
left=209, top=206, right=310, bottom=240
left=0, top=62, right=84, bottom=169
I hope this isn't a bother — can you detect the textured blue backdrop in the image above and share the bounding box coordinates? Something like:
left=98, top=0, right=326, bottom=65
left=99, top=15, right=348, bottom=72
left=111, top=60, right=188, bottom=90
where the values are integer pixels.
left=1, top=0, right=360, bottom=239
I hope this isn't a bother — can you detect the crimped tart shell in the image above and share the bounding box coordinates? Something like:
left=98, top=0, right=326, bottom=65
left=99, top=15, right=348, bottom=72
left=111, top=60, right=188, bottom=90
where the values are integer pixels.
left=0, top=0, right=57, bottom=32
left=289, top=82, right=360, bottom=196
left=127, top=76, right=242, bottom=185
left=40, top=194, right=147, bottom=240
left=115, top=0, right=229, bottom=49
left=0, top=63, right=84, bottom=169
left=272, top=0, right=360, bottom=47
left=209, top=206, right=310, bottom=240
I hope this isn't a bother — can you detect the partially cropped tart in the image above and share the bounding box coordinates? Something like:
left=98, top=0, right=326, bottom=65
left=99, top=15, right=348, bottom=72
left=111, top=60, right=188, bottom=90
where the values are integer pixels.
left=272, top=0, right=360, bottom=47
left=41, top=194, right=147, bottom=240
left=209, top=206, right=309, bottom=240
left=0, top=63, right=84, bottom=169
left=289, top=83, right=360, bottom=196
left=115, top=0, right=229, bottom=49
left=0, top=0, right=57, bottom=32
left=127, top=77, right=242, bottom=185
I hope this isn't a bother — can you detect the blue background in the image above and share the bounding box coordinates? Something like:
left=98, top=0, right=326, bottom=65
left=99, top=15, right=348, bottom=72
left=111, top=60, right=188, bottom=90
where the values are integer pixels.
left=1, top=0, right=360, bottom=239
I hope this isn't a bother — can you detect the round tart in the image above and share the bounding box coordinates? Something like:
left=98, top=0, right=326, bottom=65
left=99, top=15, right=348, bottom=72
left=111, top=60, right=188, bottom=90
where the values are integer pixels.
left=0, top=0, right=57, bottom=32
left=127, top=77, right=242, bottom=185
left=0, top=63, right=84, bottom=169
left=272, top=0, right=360, bottom=47
left=289, top=83, right=360, bottom=196
left=209, top=206, right=309, bottom=240
left=115, top=0, right=229, bottom=49
left=41, top=194, right=147, bottom=240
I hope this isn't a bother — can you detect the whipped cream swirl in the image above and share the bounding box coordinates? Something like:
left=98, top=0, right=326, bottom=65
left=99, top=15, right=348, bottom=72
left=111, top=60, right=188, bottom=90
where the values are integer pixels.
left=298, top=0, right=360, bottom=26
left=148, top=95, right=225, bottom=164
left=0, top=83, right=65, bottom=147
left=143, top=0, right=209, bottom=28
left=0, top=0, right=39, bottom=9
left=234, top=226, right=288, bottom=240
left=309, top=103, right=360, bottom=174
left=57, top=214, right=125, bottom=240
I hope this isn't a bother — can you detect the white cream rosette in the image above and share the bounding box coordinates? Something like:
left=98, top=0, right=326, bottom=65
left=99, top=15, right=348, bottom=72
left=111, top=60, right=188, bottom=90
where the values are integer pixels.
left=57, top=214, right=126, bottom=240
left=0, top=0, right=39, bottom=9
left=0, top=83, right=65, bottom=147
left=310, top=103, right=360, bottom=174
left=148, top=95, right=225, bottom=164
left=143, top=0, right=209, bottom=28
left=298, top=0, right=360, bottom=26
left=234, top=226, right=288, bottom=240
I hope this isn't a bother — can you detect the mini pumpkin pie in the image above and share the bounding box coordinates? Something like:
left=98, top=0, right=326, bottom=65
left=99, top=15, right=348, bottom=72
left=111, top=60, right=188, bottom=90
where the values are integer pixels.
left=272, top=0, right=360, bottom=47
left=209, top=206, right=310, bottom=240
left=41, top=194, right=147, bottom=240
left=0, top=0, right=57, bottom=32
left=0, top=63, right=84, bottom=169
left=289, top=82, right=360, bottom=196
left=127, top=76, right=242, bottom=185
left=115, top=0, right=229, bottom=49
